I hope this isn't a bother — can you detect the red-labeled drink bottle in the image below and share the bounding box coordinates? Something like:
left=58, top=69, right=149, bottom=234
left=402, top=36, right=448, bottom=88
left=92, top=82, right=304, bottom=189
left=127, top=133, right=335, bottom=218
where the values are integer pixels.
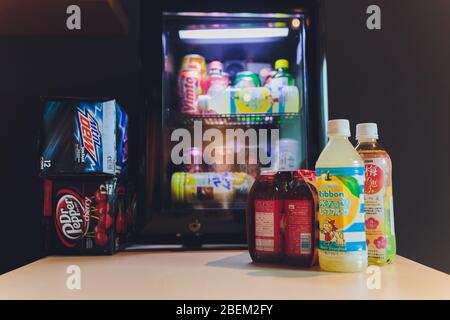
left=247, top=171, right=284, bottom=263
left=284, top=170, right=318, bottom=266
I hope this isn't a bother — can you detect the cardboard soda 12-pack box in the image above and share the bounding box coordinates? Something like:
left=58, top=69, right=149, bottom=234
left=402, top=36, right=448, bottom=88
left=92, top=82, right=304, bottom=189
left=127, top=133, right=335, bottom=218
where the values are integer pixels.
left=39, top=98, right=128, bottom=176
left=43, top=177, right=137, bottom=255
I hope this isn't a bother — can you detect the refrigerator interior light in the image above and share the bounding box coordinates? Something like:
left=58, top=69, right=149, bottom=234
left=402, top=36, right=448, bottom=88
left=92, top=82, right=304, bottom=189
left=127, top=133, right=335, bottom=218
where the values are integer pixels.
left=179, top=27, right=289, bottom=40
left=165, top=12, right=301, bottom=19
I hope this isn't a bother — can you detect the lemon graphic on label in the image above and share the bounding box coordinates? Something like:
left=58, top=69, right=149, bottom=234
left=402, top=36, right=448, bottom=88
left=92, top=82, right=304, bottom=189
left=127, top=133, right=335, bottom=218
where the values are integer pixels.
left=318, top=173, right=360, bottom=231
left=236, top=87, right=273, bottom=113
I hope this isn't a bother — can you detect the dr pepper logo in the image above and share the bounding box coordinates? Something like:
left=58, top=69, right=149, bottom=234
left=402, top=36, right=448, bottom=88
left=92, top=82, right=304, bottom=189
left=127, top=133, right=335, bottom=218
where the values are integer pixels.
left=55, top=189, right=90, bottom=248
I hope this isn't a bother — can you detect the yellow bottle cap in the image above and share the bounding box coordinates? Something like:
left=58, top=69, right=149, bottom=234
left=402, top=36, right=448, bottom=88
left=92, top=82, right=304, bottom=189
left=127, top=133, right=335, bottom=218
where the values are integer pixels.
left=275, top=59, right=289, bottom=70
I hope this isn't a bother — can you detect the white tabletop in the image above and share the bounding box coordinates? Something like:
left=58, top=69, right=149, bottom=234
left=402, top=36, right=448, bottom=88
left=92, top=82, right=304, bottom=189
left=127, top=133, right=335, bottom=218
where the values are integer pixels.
left=1, top=250, right=449, bottom=300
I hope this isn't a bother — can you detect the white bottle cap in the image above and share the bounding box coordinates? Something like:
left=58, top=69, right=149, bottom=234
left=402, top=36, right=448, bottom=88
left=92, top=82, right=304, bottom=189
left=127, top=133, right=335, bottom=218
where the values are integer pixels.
left=356, top=123, right=378, bottom=139
left=327, top=119, right=351, bottom=137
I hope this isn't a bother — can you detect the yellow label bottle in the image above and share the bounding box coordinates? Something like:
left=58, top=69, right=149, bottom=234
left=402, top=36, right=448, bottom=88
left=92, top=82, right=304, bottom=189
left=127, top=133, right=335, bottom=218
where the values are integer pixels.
left=356, top=123, right=396, bottom=265
left=198, top=86, right=300, bottom=114
left=316, top=120, right=368, bottom=272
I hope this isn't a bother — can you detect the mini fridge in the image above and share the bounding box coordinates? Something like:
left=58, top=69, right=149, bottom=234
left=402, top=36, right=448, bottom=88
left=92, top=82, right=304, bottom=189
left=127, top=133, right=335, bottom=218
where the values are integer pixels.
left=137, top=0, right=328, bottom=246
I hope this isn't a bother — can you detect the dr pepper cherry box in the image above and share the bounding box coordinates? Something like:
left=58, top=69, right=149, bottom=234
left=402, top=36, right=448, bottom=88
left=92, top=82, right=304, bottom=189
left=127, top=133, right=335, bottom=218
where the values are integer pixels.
left=39, top=97, right=128, bottom=176
left=43, top=177, right=136, bottom=255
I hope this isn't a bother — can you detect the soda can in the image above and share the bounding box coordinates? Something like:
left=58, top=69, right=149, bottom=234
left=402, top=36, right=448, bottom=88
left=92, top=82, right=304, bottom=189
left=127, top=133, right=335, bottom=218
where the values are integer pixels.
left=181, top=54, right=207, bottom=78
left=178, top=68, right=202, bottom=114
left=234, top=71, right=261, bottom=88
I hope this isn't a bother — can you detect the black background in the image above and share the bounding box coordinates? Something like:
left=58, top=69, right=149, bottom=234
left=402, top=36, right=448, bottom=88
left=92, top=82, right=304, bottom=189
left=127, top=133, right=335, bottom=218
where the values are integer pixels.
left=324, top=0, right=450, bottom=274
left=0, top=0, right=449, bottom=274
left=0, top=0, right=140, bottom=273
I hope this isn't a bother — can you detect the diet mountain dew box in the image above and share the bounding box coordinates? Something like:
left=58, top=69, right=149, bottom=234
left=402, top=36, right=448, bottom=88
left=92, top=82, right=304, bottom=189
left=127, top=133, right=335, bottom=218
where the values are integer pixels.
left=39, top=98, right=128, bottom=176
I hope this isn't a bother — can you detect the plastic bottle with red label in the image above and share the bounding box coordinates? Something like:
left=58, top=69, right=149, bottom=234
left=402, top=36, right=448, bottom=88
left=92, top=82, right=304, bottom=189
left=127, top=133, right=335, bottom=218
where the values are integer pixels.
left=355, top=123, right=396, bottom=265
left=284, top=170, right=317, bottom=266
left=205, top=60, right=229, bottom=98
left=246, top=171, right=284, bottom=263
left=247, top=170, right=318, bottom=266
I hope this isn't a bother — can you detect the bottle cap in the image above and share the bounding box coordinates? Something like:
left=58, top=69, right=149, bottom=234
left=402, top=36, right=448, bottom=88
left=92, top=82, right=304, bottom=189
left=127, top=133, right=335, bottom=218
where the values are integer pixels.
left=356, top=123, right=378, bottom=139
left=208, top=60, right=223, bottom=73
left=327, top=119, right=351, bottom=137
left=275, top=59, right=289, bottom=70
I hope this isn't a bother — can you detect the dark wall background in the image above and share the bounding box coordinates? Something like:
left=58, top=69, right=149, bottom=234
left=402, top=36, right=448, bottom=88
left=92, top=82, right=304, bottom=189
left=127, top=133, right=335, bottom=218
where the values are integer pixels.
left=1, top=0, right=449, bottom=274
left=324, top=0, right=450, bottom=273
left=0, top=0, right=140, bottom=274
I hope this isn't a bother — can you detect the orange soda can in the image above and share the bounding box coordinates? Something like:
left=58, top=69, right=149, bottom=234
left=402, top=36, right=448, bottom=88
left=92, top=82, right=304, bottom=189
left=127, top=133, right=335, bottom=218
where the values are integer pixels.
left=181, top=54, right=207, bottom=78
left=178, top=67, right=201, bottom=114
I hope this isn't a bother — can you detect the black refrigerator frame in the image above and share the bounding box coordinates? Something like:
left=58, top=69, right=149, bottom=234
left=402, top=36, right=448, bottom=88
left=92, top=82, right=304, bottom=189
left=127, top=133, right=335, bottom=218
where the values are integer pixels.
left=136, top=0, right=328, bottom=247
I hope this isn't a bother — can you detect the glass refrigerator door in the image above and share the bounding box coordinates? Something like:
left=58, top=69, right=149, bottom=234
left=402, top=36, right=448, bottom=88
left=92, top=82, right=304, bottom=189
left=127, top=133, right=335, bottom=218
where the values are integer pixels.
left=142, top=12, right=311, bottom=243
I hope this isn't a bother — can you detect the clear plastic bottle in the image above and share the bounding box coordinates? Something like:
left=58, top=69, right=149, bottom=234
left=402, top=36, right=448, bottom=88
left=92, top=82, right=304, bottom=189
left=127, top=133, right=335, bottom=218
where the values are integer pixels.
left=316, top=119, right=368, bottom=272
left=205, top=61, right=228, bottom=97
left=273, top=59, right=295, bottom=86
left=356, top=123, right=396, bottom=265
left=268, top=59, right=295, bottom=102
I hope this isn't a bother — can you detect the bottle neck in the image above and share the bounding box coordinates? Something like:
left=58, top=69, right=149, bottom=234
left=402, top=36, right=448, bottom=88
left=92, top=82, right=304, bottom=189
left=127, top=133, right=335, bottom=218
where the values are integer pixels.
left=328, top=135, right=349, bottom=141
left=357, top=137, right=378, bottom=143
left=355, top=138, right=384, bottom=151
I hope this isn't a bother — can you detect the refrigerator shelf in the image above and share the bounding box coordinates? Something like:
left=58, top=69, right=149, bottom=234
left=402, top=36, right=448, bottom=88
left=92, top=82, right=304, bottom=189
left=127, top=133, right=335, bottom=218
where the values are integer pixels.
left=176, top=112, right=301, bottom=126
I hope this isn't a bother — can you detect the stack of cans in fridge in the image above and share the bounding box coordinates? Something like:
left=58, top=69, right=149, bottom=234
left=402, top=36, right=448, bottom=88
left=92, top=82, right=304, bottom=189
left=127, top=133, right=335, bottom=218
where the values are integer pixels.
left=39, top=98, right=136, bottom=255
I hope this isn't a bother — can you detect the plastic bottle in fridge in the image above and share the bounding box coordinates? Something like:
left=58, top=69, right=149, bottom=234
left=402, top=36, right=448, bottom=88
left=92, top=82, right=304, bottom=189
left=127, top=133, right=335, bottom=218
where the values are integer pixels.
left=268, top=59, right=295, bottom=100
left=205, top=61, right=228, bottom=98
left=198, top=86, right=299, bottom=115
left=273, top=59, right=295, bottom=85
left=171, top=171, right=254, bottom=209
left=316, top=119, right=368, bottom=272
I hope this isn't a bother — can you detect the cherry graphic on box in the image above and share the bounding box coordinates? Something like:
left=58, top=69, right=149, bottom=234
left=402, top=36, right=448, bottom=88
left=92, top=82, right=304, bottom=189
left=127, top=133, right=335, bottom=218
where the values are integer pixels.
left=44, top=177, right=125, bottom=255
